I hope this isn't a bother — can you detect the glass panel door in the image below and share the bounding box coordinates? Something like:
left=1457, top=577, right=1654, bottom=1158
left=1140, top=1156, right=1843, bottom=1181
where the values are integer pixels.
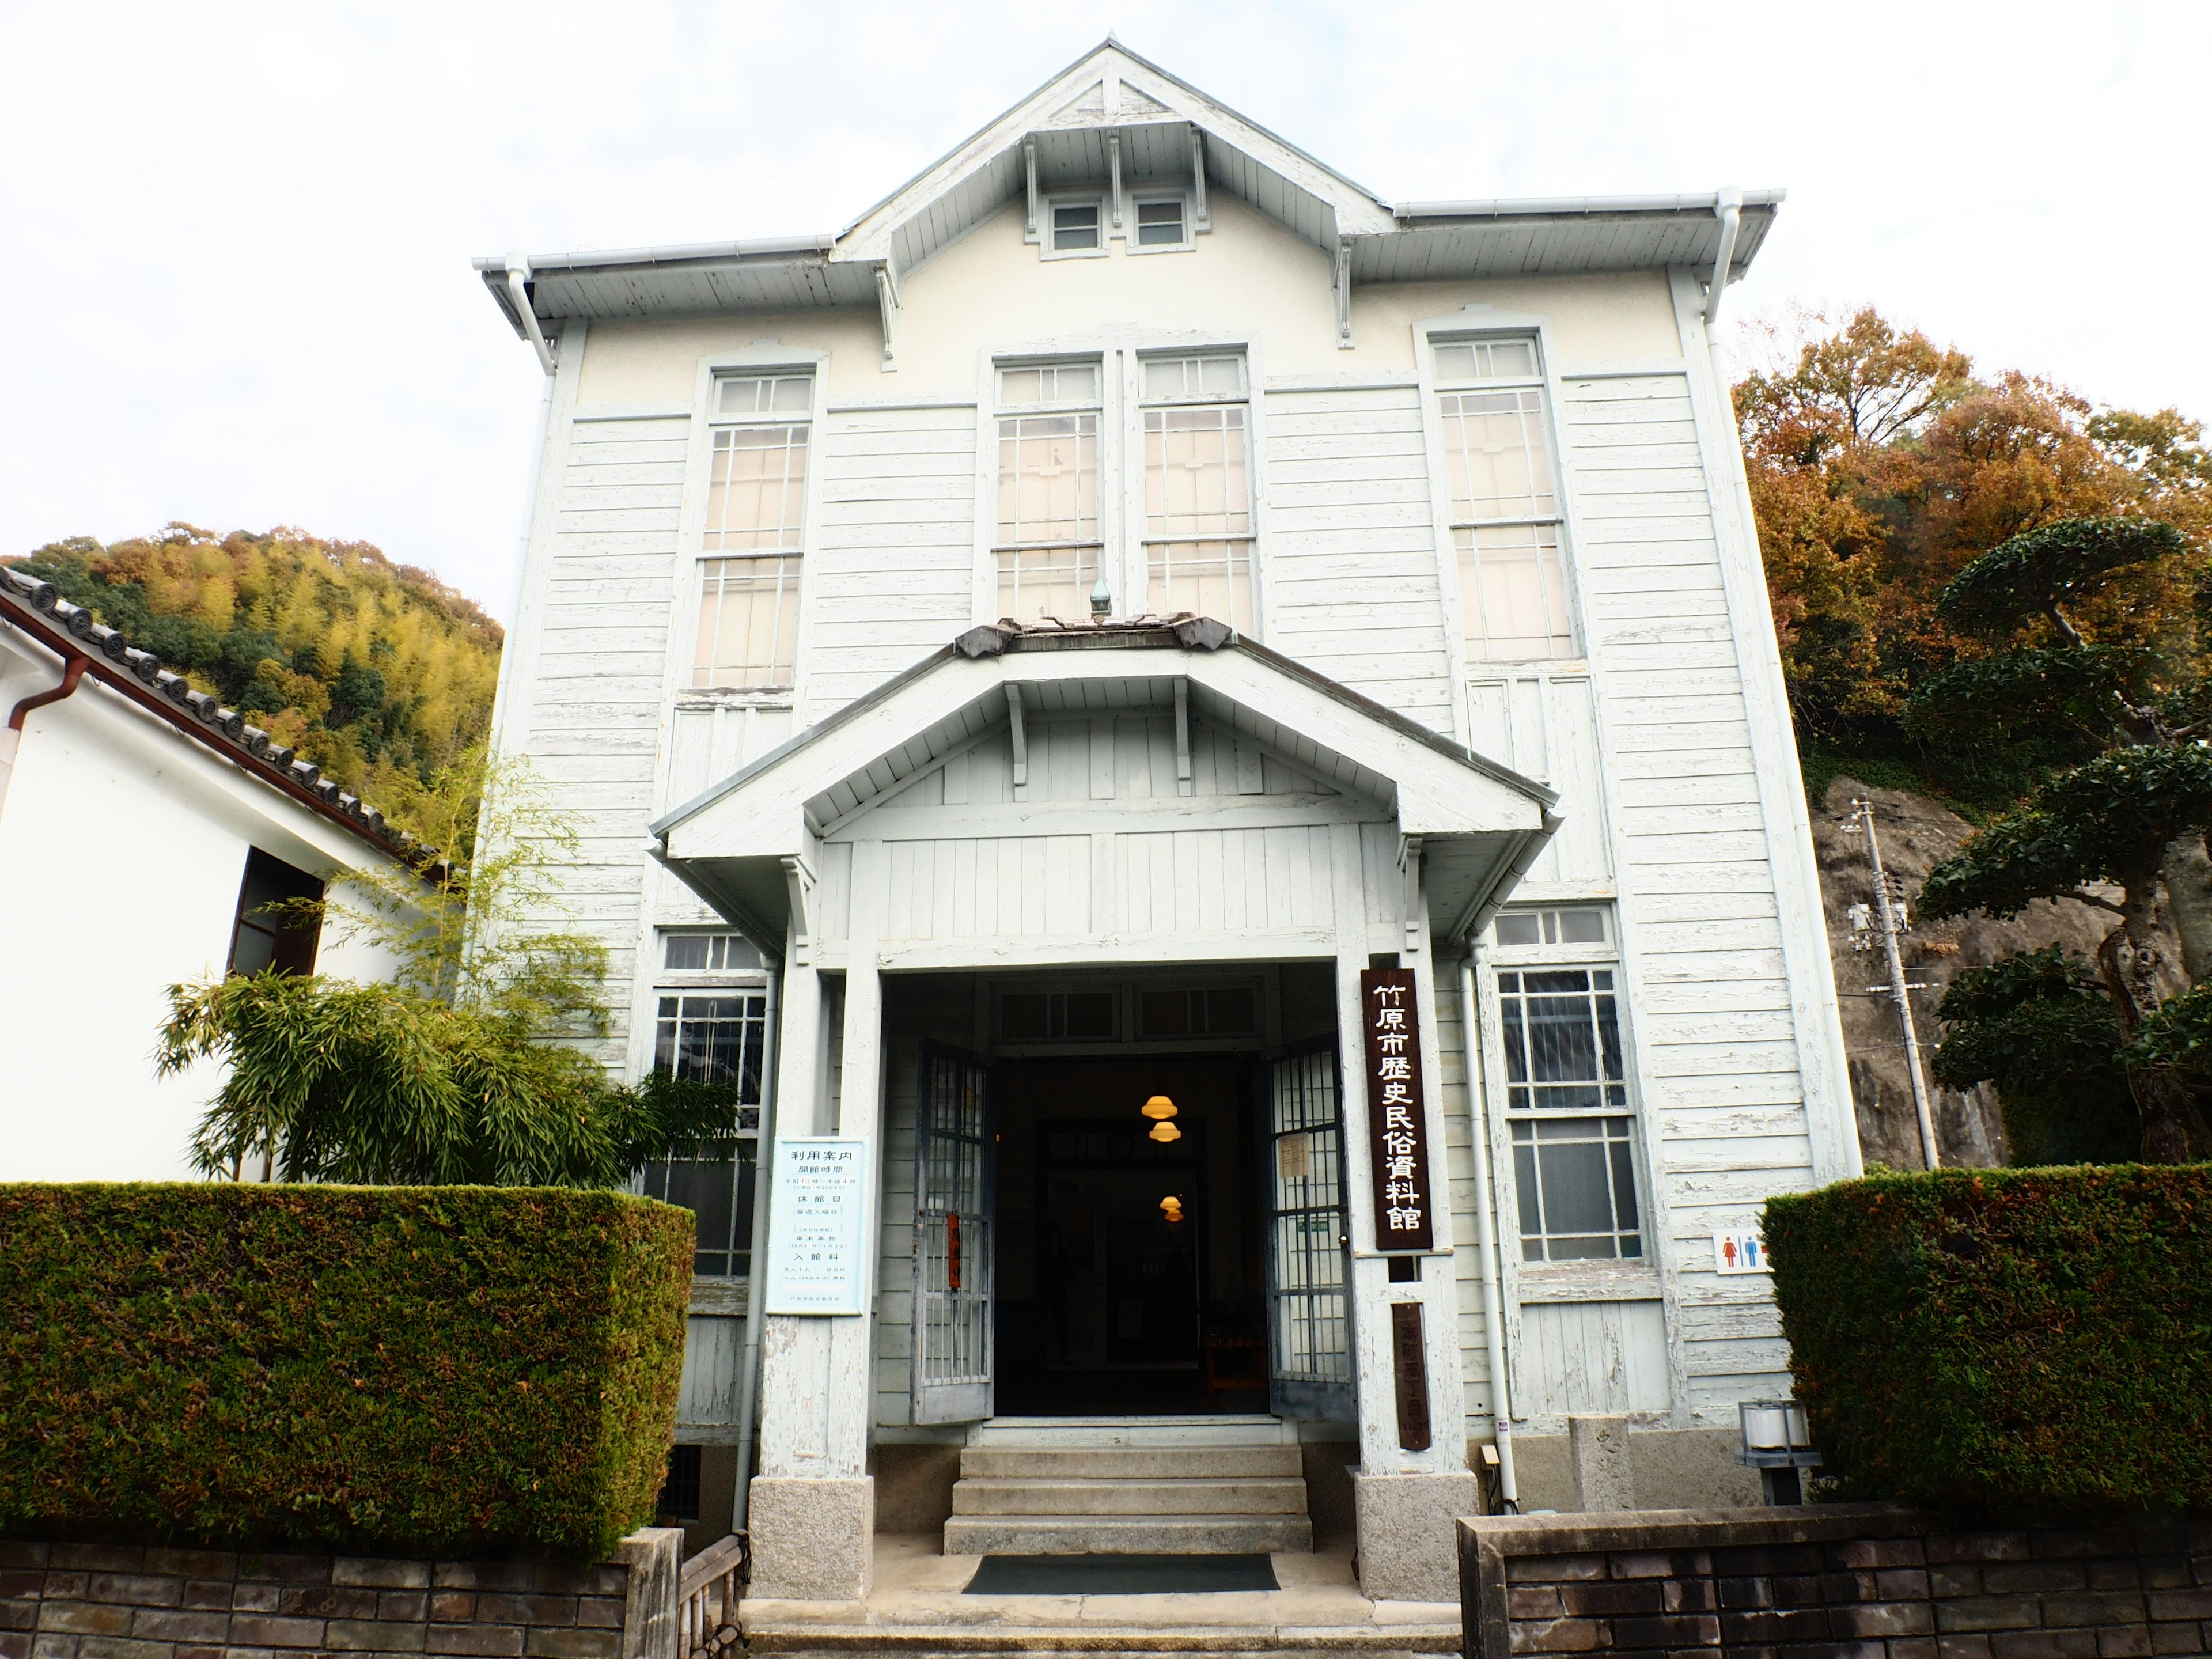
left=1264, top=1041, right=1353, bottom=1421
left=912, top=1042, right=994, bottom=1423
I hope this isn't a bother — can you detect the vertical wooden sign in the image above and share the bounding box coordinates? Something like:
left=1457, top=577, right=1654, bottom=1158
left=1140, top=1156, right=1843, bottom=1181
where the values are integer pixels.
left=1390, top=1301, right=1432, bottom=1451
left=1360, top=967, right=1435, bottom=1252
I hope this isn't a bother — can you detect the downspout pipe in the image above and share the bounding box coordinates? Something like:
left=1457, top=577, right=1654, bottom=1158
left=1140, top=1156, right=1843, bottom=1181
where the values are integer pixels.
left=1457, top=953, right=1518, bottom=1512
left=1702, top=188, right=1743, bottom=325
left=506, top=258, right=559, bottom=377
left=0, top=649, right=88, bottom=824
left=729, top=962, right=782, bottom=1535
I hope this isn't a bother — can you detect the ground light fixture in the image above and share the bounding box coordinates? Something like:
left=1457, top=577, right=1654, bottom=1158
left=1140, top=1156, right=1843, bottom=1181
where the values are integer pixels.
left=1736, top=1399, right=1821, bottom=1504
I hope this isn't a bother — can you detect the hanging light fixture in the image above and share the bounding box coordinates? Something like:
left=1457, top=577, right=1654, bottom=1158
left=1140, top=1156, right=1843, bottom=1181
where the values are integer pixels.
left=1159, top=1194, right=1185, bottom=1222
left=1149, top=1120, right=1182, bottom=1143
left=1142, top=1095, right=1177, bottom=1120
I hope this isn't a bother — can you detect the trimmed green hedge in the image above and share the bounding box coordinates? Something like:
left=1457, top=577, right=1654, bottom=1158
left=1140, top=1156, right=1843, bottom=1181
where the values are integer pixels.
left=1766, top=1166, right=2212, bottom=1515
left=0, top=1184, right=692, bottom=1558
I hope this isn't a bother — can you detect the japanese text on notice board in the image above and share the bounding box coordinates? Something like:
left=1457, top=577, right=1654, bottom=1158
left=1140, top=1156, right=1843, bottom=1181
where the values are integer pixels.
left=764, top=1137, right=869, bottom=1314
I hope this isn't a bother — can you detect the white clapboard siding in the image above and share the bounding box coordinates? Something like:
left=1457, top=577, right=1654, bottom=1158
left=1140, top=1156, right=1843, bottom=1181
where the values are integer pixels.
left=1464, top=670, right=1611, bottom=882
left=675, top=1312, right=744, bottom=1438
left=1262, top=386, right=1455, bottom=732
left=1557, top=370, right=1810, bottom=1419
left=522, top=415, right=691, bottom=1063
left=802, top=407, right=978, bottom=720
left=1435, top=972, right=1498, bottom=1427
left=665, top=704, right=798, bottom=817
left=810, top=714, right=1379, bottom=949
left=1514, top=1300, right=1671, bottom=1416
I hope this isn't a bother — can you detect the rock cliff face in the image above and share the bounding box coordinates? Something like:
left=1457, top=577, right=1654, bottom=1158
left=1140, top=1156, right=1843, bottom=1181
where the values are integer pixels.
left=1806, top=777, right=2166, bottom=1170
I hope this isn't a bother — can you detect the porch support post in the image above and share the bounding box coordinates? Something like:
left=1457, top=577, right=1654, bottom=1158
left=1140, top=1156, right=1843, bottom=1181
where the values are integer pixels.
left=1339, top=827, right=1483, bottom=1601
left=746, top=847, right=884, bottom=1601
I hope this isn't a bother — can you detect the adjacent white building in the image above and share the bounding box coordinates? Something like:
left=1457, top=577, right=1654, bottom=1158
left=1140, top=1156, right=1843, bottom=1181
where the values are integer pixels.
left=0, top=569, right=411, bottom=1180
left=477, top=43, right=1857, bottom=1601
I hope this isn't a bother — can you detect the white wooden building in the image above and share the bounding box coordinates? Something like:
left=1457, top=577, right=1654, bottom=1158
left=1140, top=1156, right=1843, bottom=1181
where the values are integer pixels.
left=0, top=569, right=411, bottom=1180
left=476, top=42, right=1856, bottom=1601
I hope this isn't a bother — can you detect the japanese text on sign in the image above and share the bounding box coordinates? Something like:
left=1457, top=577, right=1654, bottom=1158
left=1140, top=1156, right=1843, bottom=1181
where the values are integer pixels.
left=1361, top=967, right=1435, bottom=1252
left=764, top=1137, right=869, bottom=1314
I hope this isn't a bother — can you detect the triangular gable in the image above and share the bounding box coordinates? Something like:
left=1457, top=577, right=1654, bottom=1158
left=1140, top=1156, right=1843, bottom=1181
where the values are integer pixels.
left=835, top=39, right=1396, bottom=274
left=652, top=624, right=1557, bottom=955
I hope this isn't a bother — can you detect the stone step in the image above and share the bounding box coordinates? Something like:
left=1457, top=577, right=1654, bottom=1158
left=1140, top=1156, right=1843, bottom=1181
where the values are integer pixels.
left=952, top=1476, right=1311, bottom=1517
left=749, top=1642, right=1457, bottom=1657
left=942, top=1513, right=1316, bottom=1556
left=960, top=1445, right=1305, bottom=1480
left=968, top=1415, right=1297, bottom=1448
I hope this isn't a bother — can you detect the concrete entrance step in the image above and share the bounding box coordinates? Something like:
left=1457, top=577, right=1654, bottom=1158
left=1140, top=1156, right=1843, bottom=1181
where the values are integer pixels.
left=970, top=1415, right=1297, bottom=1448
left=952, top=1476, right=1310, bottom=1517
left=942, top=1513, right=1316, bottom=1556
left=961, top=1445, right=1304, bottom=1480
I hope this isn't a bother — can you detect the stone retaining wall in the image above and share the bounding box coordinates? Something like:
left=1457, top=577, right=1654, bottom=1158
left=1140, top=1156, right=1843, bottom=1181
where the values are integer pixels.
left=1459, top=1505, right=2212, bottom=1658
left=1, top=1532, right=680, bottom=1659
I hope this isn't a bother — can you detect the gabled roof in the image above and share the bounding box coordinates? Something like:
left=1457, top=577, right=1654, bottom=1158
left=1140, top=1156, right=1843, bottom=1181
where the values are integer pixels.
left=475, top=39, right=1781, bottom=337
left=652, top=616, right=1559, bottom=954
left=0, top=569, right=421, bottom=865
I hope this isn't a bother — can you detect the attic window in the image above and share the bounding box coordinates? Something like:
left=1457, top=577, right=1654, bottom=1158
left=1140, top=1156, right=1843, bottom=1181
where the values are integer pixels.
left=228, top=849, right=324, bottom=977
left=1049, top=199, right=1103, bottom=255
left=1133, top=196, right=1189, bottom=251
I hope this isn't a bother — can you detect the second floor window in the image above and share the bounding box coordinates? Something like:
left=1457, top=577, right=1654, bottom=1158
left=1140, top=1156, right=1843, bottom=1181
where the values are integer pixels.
left=694, top=372, right=811, bottom=690
left=1142, top=353, right=1253, bottom=631
left=995, top=361, right=1101, bottom=623
left=1434, top=337, right=1574, bottom=663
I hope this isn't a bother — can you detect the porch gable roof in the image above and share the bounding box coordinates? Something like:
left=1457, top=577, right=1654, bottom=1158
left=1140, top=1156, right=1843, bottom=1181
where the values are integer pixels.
left=651, top=619, right=1559, bottom=956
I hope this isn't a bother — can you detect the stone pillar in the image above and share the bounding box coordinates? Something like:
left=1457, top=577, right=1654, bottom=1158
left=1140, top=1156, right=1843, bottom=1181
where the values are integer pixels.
left=746, top=854, right=886, bottom=1602
left=1569, top=1415, right=1635, bottom=1512
left=1332, top=825, right=1483, bottom=1601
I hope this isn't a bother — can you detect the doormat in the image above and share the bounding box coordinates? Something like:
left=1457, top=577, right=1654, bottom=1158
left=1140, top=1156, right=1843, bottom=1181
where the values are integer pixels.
left=964, top=1553, right=1279, bottom=1595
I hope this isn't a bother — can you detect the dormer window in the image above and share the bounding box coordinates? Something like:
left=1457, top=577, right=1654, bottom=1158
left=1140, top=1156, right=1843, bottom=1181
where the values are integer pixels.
left=1050, top=199, right=1103, bottom=255
left=1132, top=196, right=1190, bottom=251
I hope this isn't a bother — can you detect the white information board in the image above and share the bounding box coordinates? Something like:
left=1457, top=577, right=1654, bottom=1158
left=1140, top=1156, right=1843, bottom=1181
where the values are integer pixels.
left=763, top=1137, right=870, bottom=1315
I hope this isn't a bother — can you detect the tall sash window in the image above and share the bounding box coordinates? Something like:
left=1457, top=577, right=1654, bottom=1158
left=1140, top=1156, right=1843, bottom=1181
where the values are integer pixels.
left=1140, top=353, right=1253, bottom=631
left=694, top=372, right=812, bottom=689
left=1433, top=338, right=1575, bottom=662
left=994, top=361, right=1103, bottom=623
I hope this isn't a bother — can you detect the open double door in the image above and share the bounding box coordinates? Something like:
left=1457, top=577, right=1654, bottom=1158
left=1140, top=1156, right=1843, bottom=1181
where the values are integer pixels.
left=910, top=1040, right=1353, bottom=1426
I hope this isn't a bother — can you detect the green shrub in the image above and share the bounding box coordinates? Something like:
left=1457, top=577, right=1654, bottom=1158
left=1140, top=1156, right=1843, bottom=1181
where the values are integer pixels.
left=0, top=1183, right=692, bottom=1558
left=1766, top=1166, right=2212, bottom=1514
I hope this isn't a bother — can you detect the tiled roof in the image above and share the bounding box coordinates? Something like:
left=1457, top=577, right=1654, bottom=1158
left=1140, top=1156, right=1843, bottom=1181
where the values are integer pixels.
left=1, top=565, right=424, bottom=863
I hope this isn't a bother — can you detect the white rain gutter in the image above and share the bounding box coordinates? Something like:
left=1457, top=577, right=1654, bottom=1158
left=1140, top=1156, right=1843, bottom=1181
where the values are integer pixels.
left=729, top=964, right=782, bottom=1534
left=1393, top=187, right=1783, bottom=220
left=504, top=257, right=558, bottom=377
left=1702, top=188, right=1743, bottom=324
left=1457, top=953, right=1518, bottom=1512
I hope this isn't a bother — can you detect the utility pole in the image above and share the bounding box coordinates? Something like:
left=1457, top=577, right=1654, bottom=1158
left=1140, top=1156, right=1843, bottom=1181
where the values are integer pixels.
left=1847, top=800, right=1940, bottom=1169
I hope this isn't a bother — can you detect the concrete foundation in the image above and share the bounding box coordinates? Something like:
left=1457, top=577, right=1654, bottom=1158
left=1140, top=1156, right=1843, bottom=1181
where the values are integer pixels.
left=1508, top=1425, right=1760, bottom=1513
left=1566, top=1415, right=1634, bottom=1511
left=871, top=1441, right=964, bottom=1533
left=746, top=1476, right=875, bottom=1601
left=1349, top=1469, right=1483, bottom=1601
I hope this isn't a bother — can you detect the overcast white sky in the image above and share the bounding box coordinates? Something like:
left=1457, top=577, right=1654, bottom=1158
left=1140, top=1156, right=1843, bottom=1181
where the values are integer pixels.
left=3, top=1, right=2204, bottom=622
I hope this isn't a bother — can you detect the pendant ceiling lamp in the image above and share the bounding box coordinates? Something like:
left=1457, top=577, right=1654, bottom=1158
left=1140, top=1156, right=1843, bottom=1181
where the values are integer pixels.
left=1149, top=1120, right=1181, bottom=1143
left=1142, top=1095, right=1177, bottom=1120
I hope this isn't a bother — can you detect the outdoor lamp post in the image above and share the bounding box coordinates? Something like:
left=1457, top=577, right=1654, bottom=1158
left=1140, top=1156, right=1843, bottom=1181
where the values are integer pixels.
left=1736, top=1399, right=1821, bottom=1505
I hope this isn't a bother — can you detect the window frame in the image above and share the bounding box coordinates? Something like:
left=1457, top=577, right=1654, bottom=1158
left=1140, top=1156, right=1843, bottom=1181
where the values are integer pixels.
left=1136, top=349, right=1256, bottom=629
left=1127, top=191, right=1195, bottom=255
left=988, top=354, right=1109, bottom=624
left=672, top=347, right=830, bottom=710
left=637, top=927, right=771, bottom=1282
left=1041, top=193, right=1110, bottom=260
left=1476, top=904, right=1657, bottom=1279
left=1413, top=313, right=1592, bottom=752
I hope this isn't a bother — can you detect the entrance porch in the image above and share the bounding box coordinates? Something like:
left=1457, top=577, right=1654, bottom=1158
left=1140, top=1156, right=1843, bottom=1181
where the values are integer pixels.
left=650, top=619, right=1558, bottom=1603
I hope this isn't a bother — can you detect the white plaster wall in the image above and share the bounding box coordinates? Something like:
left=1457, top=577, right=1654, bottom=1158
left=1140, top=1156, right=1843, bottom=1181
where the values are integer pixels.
left=0, top=635, right=414, bottom=1181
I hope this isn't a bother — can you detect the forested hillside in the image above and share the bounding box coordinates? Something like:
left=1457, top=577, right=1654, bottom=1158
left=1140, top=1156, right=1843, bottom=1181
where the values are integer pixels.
left=1737, top=308, right=2211, bottom=810
left=3, top=525, right=503, bottom=806
left=1740, top=312, right=2212, bottom=1166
